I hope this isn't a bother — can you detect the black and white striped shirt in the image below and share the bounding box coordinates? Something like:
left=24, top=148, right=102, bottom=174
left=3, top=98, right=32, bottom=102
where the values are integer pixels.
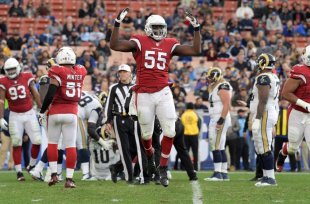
left=103, top=82, right=133, bottom=123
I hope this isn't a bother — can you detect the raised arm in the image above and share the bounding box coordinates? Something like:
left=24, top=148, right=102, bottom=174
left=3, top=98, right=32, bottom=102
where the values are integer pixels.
left=172, top=11, right=201, bottom=56
left=110, top=8, right=137, bottom=52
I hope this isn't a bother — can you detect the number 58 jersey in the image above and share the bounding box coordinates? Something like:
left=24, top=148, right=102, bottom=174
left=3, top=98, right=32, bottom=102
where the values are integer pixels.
left=130, top=34, right=180, bottom=93
left=78, top=91, right=102, bottom=121
left=48, top=65, right=87, bottom=115
left=250, top=72, right=280, bottom=114
left=0, top=72, right=34, bottom=113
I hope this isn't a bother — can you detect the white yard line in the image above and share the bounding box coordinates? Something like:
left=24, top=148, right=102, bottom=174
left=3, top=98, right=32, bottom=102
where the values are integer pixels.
left=191, top=180, right=203, bottom=204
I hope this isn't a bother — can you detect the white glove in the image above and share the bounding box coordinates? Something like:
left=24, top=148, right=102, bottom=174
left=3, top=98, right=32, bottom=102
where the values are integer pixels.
left=185, top=10, right=200, bottom=28
left=0, top=118, right=8, bottom=131
left=115, top=8, right=129, bottom=23
left=296, top=99, right=310, bottom=112
left=38, top=113, right=46, bottom=126
left=98, top=138, right=114, bottom=150
left=252, top=119, right=261, bottom=136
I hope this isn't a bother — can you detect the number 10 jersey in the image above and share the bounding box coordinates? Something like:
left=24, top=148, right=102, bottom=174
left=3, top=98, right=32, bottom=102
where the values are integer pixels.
left=130, top=35, right=180, bottom=93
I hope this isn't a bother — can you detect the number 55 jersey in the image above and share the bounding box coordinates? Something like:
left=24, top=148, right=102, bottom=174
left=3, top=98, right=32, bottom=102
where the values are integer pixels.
left=48, top=65, right=87, bottom=115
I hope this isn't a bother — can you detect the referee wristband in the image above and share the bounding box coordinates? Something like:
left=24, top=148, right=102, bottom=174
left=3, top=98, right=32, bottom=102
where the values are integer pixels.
left=217, top=117, right=225, bottom=125
left=114, top=21, right=120, bottom=27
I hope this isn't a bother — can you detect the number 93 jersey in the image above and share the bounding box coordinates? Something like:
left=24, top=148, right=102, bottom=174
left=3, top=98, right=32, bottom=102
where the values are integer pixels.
left=48, top=64, right=87, bottom=115
left=78, top=91, right=102, bottom=121
left=130, top=34, right=180, bottom=93
left=0, top=72, right=34, bottom=113
left=250, top=72, right=280, bottom=114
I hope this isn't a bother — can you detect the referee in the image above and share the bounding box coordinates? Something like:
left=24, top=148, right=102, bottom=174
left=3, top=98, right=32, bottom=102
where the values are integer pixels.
left=104, top=64, right=144, bottom=183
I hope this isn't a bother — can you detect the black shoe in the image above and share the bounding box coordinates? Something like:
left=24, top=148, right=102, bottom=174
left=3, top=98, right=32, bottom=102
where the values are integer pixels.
left=189, top=171, right=198, bottom=181
left=158, top=166, right=169, bottom=187
left=17, top=172, right=25, bottom=181
left=250, top=176, right=263, bottom=181
left=147, top=155, right=156, bottom=176
left=276, top=150, right=287, bottom=172
left=154, top=172, right=161, bottom=185
left=109, top=165, right=118, bottom=183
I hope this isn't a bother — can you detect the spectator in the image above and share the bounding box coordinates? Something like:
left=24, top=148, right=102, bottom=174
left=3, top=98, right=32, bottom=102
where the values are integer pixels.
left=292, top=2, right=305, bottom=25
left=282, top=20, right=295, bottom=37
left=36, top=0, right=51, bottom=17
left=253, top=0, right=264, bottom=20
left=194, top=59, right=207, bottom=79
left=256, top=39, right=273, bottom=56
left=77, top=50, right=97, bottom=75
left=194, top=96, right=208, bottom=113
left=0, top=40, right=11, bottom=57
left=278, top=1, right=293, bottom=24
left=94, top=4, right=105, bottom=18
left=23, top=27, right=39, bottom=44
left=239, top=13, right=254, bottom=31
left=214, top=16, right=226, bottom=31
left=226, top=111, right=240, bottom=171
left=0, top=17, right=7, bottom=39
left=7, top=30, right=23, bottom=50
left=217, top=46, right=230, bottom=59
left=37, top=49, right=50, bottom=65
left=25, top=0, right=36, bottom=18
left=194, top=76, right=208, bottom=101
left=235, top=109, right=249, bottom=170
left=47, top=17, right=63, bottom=36
left=229, top=39, right=246, bottom=58
left=266, top=12, right=283, bottom=34
left=62, top=16, right=79, bottom=45
left=163, top=10, right=173, bottom=31
left=205, top=44, right=217, bottom=61
left=295, top=19, right=310, bottom=36
left=97, top=55, right=107, bottom=72
left=231, top=87, right=248, bottom=107
left=8, top=0, right=24, bottom=17
left=226, top=17, right=240, bottom=35
left=39, top=27, right=53, bottom=46
left=87, top=0, right=96, bottom=17
left=97, top=39, right=111, bottom=61
left=199, top=2, right=212, bottom=17
left=236, top=0, right=254, bottom=19
left=133, top=10, right=145, bottom=30
left=274, top=39, right=289, bottom=56
left=89, top=25, right=105, bottom=45
left=78, top=1, right=89, bottom=18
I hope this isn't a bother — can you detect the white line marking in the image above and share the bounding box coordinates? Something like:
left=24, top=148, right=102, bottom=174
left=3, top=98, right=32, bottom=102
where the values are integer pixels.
left=31, top=199, right=43, bottom=202
left=191, top=180, right=203, bottom=204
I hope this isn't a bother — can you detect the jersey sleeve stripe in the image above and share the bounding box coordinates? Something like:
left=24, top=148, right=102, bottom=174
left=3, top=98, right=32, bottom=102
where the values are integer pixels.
left=130, top=38, right=141, bottom=51
left=28, top=77, right=35, bottom=86
left=170, top=43, right=180, bottom=53
left=51, top=75, right=62, bottom=86
left=0, top=84, right=5, bottom=90
left=291, top=74, right=306, bottom=83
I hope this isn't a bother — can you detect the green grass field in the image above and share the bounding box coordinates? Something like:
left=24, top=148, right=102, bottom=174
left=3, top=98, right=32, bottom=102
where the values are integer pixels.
left=0, top=171, right=309, bottom=204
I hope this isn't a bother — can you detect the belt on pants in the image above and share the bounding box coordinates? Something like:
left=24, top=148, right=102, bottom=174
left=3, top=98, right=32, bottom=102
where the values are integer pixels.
left=113, top=112, right=129, bottom=117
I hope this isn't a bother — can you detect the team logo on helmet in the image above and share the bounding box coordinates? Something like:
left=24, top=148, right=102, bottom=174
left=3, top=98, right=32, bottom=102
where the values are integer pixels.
left=257, top=53, right=276, bottom=70
left=206, top=67, right=222, bottom=83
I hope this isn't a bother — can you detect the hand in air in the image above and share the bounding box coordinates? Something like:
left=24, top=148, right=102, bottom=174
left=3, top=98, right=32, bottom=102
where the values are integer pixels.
left=115, top=8, right=129, bottom=23
left=185, top=10, right=200, bottom=28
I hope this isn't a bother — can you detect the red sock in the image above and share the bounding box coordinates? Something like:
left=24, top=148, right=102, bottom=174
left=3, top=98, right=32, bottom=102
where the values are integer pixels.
left=282, top=142, right=288, bottom=155
left=66, top=147, right=77, bottom=169
left=13, top=146, right=22, bottom=165
left=160, top=136, right=174, bottom=166
left=47, top=144, right=58, bottom=162
left=31, top=144, right=40, bottom=159
left=142, top=138, right=154, bottom=157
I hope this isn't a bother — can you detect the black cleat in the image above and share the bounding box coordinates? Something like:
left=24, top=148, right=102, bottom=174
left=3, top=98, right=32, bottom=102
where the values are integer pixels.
left=17, top=172, right=25, bottom=181
left=158, top=166, right=169, bottom=187
left=48, top=173, right=59, bottom=186
left=26, top=165, right=35, bottom=174
left=109, top=165, right=118, bottom=183
left=64, top=178, right=76, bottom=188
left=147, top=155, right=156, bottom=176
left=154, top=172, right=161, bottom=185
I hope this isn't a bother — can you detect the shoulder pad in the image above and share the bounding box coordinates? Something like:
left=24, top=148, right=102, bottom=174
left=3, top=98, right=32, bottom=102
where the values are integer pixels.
left=218, top=83, right=230, bottom=91
left=256, top=75, right=271, bottom=86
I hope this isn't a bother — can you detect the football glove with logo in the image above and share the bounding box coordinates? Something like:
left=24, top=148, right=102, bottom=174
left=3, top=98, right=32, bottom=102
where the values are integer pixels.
left=185, top=10, right=200, bottom=28
left=115, top=8, right=129, bottom=23
left=38, top=113, right=46, bottom=127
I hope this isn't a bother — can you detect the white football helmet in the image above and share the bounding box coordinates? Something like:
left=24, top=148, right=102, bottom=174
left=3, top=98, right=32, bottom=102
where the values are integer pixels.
left=56, top=46, right=76, bottom=65
left=301, top=45, right=310, bottom=66
left=3, top=57, right=22, bottom=79
left=145, top=15, right=167, bottom=41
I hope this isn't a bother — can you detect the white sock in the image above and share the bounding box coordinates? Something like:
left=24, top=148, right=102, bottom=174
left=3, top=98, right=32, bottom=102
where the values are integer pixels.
left=29, top=157, right=37, bottom=167
left=265, top=169, right=275, bottom=179
left=66, top=168, right=75, bottom=179
left=81, top=162, right=89, bottom=175
left=57, top=164, right=62, bottom=175
left=221, top=162, right=228, bottom=173
left=35, top=161, right=46, bottom=173
left=214, top=162, right=221, bottom=172
left=263, top=169, right=266, bottom=177
left=15, top=164, right=22, bottom=172
left=49, top=161, right=57, bottom=173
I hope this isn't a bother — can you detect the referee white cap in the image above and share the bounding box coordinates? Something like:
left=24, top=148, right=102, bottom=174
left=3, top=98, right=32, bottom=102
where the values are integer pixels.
left=118, top=64, right=131, bottom=72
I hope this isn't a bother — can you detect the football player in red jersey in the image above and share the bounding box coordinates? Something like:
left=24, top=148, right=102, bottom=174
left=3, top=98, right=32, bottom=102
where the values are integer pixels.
left=109, top=8, right=201, bottom=187
left=276, top=45, right=310, bottom=172
left=38, top=47, right=87, bottom=188
left=0, top=57, right=42, bottom=181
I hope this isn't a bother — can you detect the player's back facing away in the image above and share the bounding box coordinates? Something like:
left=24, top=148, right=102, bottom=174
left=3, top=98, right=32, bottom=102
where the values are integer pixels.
left=48, top=64, right=87, bottom=115
left=78, top=91, right=102, bottom=120
left=130, top=34, right=179, bottom=93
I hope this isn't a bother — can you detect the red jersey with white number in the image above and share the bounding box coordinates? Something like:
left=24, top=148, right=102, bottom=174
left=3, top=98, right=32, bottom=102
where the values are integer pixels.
left=0, top=72, right=34, bottom=113
left=130, top=35, right=180, bottom=93
left=289, top=64, right=310, bottom=113
left=48, top=64, right=87, bottom=115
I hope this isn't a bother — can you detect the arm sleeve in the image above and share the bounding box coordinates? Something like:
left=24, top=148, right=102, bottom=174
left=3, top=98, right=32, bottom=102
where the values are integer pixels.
left=40, top=84, right=58, bottom=113
left=87, top=122, right=100, bottom=141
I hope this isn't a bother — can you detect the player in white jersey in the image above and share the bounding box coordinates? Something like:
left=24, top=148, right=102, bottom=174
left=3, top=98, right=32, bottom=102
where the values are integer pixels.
left=250, top=53, right=280, bottom=187
left=204, top=67, right=232, bottom=181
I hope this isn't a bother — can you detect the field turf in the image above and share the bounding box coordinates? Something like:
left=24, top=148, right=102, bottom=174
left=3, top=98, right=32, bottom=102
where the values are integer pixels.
left=0, top=171, right=309, bottom=204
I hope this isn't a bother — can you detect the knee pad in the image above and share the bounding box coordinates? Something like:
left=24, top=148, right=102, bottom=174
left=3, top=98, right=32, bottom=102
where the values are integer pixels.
left=141, top=133, right=152, bottom=140
left=288, top=143, right=298, bottom=154
left=12, top=137, right=22, bottom=147
left=212, top=150, right=222, bottom=163
left=161, top=120, right=176, bottom=138
left=78, top=149, right=90, bottom=163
